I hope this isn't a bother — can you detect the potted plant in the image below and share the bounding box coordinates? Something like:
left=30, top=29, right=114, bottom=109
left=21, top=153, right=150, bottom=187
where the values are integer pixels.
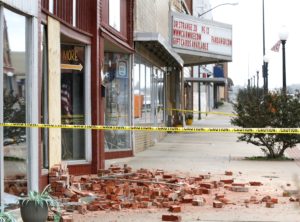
left=185, top=113, right=193, bottom=125
left=0, top=209, right=16, bottom=222
left=19, top=184, right=60, bottom=222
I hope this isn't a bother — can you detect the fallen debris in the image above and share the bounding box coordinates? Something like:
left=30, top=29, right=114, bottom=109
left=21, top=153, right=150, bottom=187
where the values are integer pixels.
left=45, top=163, right=294, bottom=220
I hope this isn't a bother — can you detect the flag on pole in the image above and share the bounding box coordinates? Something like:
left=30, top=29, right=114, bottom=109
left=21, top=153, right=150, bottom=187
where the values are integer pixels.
left=271, top=40, right=281, bottom=52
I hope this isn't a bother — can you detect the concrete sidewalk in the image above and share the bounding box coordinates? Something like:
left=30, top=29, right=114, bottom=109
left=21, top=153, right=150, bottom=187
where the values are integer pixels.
left=98, top=102, right=300, bottom=222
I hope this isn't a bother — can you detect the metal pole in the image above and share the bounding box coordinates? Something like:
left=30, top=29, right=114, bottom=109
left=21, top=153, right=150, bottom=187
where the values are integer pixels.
left=257, top=70, right=259, bottom=88
left=282, top=40, right=287, bottom=93
left=265, top=62, right=268, bottom=92
left=262, top=0, right=266, bottom=91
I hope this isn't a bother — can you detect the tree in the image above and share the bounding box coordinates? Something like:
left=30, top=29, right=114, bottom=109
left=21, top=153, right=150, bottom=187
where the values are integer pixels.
left=3, top=91, right=26, bottom=145
left=231, top=87, right=300, bottom=159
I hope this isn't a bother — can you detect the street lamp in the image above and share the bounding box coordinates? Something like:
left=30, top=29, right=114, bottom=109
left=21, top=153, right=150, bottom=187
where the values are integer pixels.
left=279, top=25, right=289, bottom=94
left=263, top=55, right=269, bottom=93
left=197, top=2, right=239, bottom=17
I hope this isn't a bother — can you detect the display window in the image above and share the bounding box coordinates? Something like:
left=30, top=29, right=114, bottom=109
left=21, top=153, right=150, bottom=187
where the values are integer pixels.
left=2, top=7, right=28, bottom=196
left=61, top=44, right=86, bottom=160
left=103, top=52, right=131, bottom=150
left=133, top=55, right=165, bottom=124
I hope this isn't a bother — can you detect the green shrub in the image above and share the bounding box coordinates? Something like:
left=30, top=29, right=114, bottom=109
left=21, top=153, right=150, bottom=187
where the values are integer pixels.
left=231, top=88, right=300, bottom=159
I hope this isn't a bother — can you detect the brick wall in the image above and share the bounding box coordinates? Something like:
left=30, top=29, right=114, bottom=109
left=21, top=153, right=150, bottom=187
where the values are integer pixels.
left=134, top=0, right=170, bottom=40
left=134, top=124, right=167, bottom=153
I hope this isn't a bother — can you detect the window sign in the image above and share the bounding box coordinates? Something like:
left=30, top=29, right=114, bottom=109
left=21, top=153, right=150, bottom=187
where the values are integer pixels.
left=117, top=61, right=127, bottom=78
left=109, top=0, right=121, bottom=31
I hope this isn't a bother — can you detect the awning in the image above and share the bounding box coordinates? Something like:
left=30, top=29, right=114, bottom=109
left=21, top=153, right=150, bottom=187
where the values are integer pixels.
left=134, top=32, right=184, bottom=67
left=185, top=77, right=227, bottom=85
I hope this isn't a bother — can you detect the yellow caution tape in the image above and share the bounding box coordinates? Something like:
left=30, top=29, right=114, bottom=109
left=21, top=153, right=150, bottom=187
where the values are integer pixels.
left=1, top=123, right=300, bottom=134
left=163, top=108, right=237, bottom=116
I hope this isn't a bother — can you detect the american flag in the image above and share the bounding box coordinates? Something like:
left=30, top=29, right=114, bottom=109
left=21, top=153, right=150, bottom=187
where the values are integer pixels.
left=61, top=81, right=73, bottom=123
left=271, top=40, right=281, bottom=52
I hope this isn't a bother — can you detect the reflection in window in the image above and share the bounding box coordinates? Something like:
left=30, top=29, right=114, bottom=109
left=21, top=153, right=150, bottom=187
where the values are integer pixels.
left=41, top=24, right=49, bottom=168
left=109, top=0, right=120, bottom=31
left=61, top=44, right=86, bottom=160
left=104, top=53, right=130, bottom=150
left=133, top=55, right=165, bottom=124
left=3, top=8, right=27, bottom=196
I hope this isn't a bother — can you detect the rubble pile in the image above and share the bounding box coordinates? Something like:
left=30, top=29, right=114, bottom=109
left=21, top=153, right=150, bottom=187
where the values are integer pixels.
left=47, top=164, right=299, bottom=221
left=4, top=174, right=27, bottom=196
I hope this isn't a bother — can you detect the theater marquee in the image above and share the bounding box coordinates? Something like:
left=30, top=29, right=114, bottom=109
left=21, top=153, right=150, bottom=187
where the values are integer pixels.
left=171, top=12, right=232, bottom=61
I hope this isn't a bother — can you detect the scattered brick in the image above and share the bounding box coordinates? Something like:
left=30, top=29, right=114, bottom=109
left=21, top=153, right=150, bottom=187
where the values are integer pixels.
left=192, top=197, right=205, bottom=206
left=169, top=205, right=181, bottom=213
left=271, top=198, right=278, bottom=204
left=162, top=215, right=182, bottom=222
left=220, top=179, right=234, bottom=184
left=249, top=181, right=263, bottom=186
left=225, top=171, right=233, bottom=176
left=182, top=194, right=193, bottom=203
left=213, top=201, right=223, bottom=208
left=230, top=186, right=249, bottom=192
left=266, top=201, right=274, bottom=208
left=261, top=196, right=271, bottom=202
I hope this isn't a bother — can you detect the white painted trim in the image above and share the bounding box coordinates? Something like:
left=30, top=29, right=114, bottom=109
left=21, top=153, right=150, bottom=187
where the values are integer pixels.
left=85, top=45, right=92, bottom=162
left=26, top=16, right=39, bottom=192
left=72, top=0, right=76, bottom=27
left=0, top=5, right=4, bottom=211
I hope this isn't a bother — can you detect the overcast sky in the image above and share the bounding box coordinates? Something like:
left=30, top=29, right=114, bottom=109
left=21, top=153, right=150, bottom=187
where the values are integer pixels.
left=210, top=0, right=298, bottom=89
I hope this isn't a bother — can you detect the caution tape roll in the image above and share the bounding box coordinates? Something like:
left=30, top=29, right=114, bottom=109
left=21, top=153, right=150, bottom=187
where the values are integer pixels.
left=1, top=123, right=300, bottom=134
left=163, top=108, right=237, bottom=116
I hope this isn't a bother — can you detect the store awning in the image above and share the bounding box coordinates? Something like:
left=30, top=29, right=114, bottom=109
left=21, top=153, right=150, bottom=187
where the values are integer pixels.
left=134, top=32, right=184, bottom=67
left=185, top=77, right=227, bottom=85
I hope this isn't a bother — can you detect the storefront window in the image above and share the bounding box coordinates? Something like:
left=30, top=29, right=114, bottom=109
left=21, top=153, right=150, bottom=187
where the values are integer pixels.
left=61, top=44, right=86, bottom=160
left=104, top=53, right=130, bottom=150
left=41, top=24, right=49, bottom=168
left=133, top=55, right=165, bottom=124
left=3, top=8, right=27, bottom=195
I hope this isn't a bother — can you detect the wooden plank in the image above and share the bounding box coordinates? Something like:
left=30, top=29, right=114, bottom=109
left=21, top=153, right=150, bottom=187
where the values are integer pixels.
left=48, top=16, right=61, bottom=168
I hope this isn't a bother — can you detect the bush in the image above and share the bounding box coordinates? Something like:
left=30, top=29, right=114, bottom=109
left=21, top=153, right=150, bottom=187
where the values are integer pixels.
left=231, top=87, right=300, bottom=159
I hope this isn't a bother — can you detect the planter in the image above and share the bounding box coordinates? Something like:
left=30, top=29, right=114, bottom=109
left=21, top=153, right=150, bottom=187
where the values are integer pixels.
left=20, top=200, right=49, bottom=222
left=186, top=119, right=193, bottom=125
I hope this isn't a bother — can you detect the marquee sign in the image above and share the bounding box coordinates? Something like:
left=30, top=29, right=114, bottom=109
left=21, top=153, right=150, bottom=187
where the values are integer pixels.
left=172, top=14, right=232, bottom=57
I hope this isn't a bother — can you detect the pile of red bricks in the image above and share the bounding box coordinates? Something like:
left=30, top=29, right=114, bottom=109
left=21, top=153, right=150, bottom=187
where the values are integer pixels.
left=4, top=174, right=27, bottom=196
left=47, top=165, right=298, bottom=222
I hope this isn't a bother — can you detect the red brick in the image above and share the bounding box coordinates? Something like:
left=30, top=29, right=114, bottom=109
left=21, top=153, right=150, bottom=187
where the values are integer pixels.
left=232, top=183, right=245, bottom=187
left=261, top=196, right=271, bottom=202
left=192, top=197, right=205, bottom=206
left=61, top=215, right=73, bottom=222
left=162, top=215, right=182, bottom=222
left=182, top=194, right=193, bottom=203
left=169, top=205, right=181, bottom=213
left=200, top=183, right=213, bottom=189
left=249, top=181, right=262, bottom=186
left=220, top=179, right=234, bottom=184
left=225, top=171, right=233, bottom=176
left=266, top=201, right=274, bottom=208
left=213, top=201, right=223, bottom=208
left=199, top=188, right=211, bottom=195
left=271, top=198, right=278, bottom=204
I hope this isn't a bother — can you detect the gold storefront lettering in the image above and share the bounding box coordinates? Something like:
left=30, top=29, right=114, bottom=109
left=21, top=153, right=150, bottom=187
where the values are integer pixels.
left=62, top=49, right=78, bottom=62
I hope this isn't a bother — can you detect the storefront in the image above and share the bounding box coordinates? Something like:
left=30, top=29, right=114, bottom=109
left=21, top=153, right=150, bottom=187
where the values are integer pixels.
left=101, top=0, right=134, bottom=159
left=133, top=33, right=183, bottom=152
left=0, top=0, right=39, bottom=206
